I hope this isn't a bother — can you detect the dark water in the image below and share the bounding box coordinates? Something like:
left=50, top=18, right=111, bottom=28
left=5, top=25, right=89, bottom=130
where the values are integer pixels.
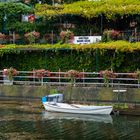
left=0, top=100, right=140, bottom=140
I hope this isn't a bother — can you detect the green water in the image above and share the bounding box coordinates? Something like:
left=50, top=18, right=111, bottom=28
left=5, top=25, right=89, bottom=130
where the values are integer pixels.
left=0, top=100, right=140, bottom=140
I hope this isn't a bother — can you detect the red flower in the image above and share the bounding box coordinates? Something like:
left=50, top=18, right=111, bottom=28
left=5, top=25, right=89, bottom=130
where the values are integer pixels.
left=65, top=70, right=84, bottom=79
left=77, top=72, right=85, bottom=79
left=33, top=69, right=51, bottom=78
left=65, top=70, right=79, bottom=78
left=111, top=30, right=120, bottom=38
left=32, top=31, right=40, bottom=38
left=45, top=70, right=51, bottom=77
left=100, top=70, right=116, bottom=79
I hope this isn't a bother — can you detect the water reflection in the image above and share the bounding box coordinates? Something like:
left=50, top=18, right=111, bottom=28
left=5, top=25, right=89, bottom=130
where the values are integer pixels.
left=0, top=100, right=140, bottom=140
left=42, top=112, right=113, bottom=124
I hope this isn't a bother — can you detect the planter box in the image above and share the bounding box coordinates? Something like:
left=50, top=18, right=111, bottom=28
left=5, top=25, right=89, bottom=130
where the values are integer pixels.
left=3, top=75, right=13, bottom=85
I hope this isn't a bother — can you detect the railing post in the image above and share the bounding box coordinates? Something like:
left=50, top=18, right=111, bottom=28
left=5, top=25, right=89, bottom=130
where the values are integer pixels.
left=111, top=78, right=114, bottom=87
left=33, top=70, right=35, bottom=85
left=41, top=76, right=43, bottom=86
left=95, top=48, right=99, bottom=72
left=83, top=69, right=85, bottom=86
left=59, top=68, right=61, bottom=86
left=0, top=70, right=140, bottom=88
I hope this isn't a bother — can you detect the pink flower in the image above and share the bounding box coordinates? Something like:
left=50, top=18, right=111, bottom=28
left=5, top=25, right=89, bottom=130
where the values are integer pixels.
left=24, top=31, right=40, bottom=39
left=3, top=67, right=18, bottom=80
left=0, top=33, right=6, bottom=39
left=60, top=30, right=74, bottom=43
left=100, top=70, right=116, bottom=78
left=33, top=69, right=51, bottom=78
left=111, top=30, right=120, bottom=38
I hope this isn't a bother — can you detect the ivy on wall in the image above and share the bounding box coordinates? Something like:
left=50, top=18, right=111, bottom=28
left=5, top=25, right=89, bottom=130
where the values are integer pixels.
left=1, top=41, right=140, bottom=72
left=0, top=47, right=140, bottom=72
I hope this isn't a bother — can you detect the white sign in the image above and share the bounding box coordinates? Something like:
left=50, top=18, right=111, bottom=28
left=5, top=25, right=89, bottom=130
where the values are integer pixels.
left=22, top=14, right=35, bottom=22
left=22, top=14, right=29, bottom=22
left=73, top=36, right=101, bottom=44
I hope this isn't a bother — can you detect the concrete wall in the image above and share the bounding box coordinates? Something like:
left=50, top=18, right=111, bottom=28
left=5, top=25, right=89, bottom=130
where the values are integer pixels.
left=0, top=85, right=140, bottom=104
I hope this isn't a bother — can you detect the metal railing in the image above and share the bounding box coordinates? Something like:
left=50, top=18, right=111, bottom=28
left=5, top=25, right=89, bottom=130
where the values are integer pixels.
left=0, top=70, right=140, bottom=88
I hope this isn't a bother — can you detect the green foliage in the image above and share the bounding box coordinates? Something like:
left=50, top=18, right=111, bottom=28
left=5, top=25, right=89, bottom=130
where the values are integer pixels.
left=50, top=89, right=58, bottom=94
left=35, top=0, right=140, bottom=19
left=0, top=2, right=33, bottom=14
left=1, top=40, right=140, bottom=53
left=0, top=41, right=140, bottom=72
left=0, top=2, right=33, bottom=32
left=7, top=22, right=36, bottom=33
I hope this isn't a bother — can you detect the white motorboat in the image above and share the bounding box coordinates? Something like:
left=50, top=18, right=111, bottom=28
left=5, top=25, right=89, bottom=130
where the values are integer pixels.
left=42, top=94, right=113, bottom=115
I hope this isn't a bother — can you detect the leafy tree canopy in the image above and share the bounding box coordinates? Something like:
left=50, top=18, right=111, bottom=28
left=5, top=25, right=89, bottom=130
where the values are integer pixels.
left=0, top=2, right=33, bottom=14
left=0, top=2, right=34, bottom=33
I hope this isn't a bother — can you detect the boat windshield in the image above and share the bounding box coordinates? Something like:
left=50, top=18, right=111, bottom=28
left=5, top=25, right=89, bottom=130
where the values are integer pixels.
left=47, top=94, right=63, bottom=102
left=47, top=96, right=58, bottom=102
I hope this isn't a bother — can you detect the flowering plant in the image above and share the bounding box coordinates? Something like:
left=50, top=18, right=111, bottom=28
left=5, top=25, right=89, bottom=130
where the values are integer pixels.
left=60, top=30, right=74, bottom=43
left=65, top=70, right=84, bottom=83
left=102, top=29, right=120, bottom=42
left=65, top=69, right=79, bottom=79
left=24, top=31, right=40, bottom=44
left=100, top=70, right=116, bottom=87
left=0, top=33, right=5, bottom=39
left=33, top=69, right=51, bottom=78
left=65, top=69, right=83, bottom=100
left=111, top=30, right=120, bottom=39
left=33, top=69, right=46, bottom=79
left=131, top=69, right=140, bottom=83
left=3, top=67, right=18, bottom=80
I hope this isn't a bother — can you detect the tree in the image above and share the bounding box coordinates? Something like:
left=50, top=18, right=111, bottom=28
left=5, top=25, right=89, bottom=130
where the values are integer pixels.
left=0, top=2, right=33, bottom=33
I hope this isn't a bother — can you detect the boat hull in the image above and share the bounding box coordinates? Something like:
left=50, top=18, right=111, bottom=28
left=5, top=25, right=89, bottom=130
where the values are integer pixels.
left=43, top=102, right=113, bottom=115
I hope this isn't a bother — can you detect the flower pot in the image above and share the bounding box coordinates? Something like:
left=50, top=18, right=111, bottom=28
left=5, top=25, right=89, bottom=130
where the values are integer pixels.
left=3, top=75, right=13, bottom=85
